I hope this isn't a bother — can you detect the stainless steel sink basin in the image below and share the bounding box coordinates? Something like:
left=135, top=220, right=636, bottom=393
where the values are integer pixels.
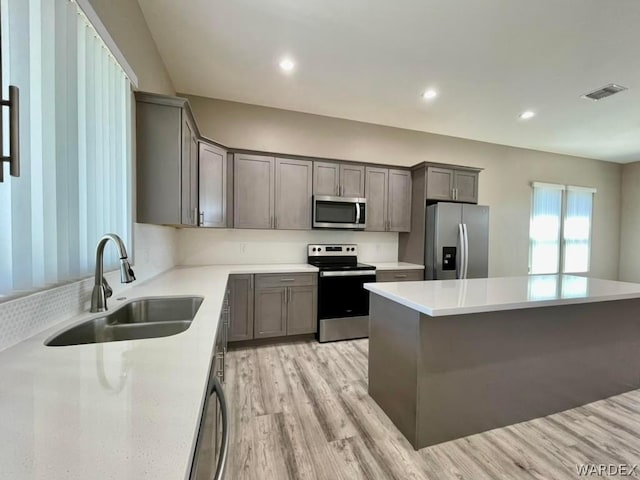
left=46, top=296, right=204, bottom=347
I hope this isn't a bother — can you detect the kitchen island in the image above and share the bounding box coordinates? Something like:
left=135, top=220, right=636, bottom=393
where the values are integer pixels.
left=364, top=275, right=640, bottom=449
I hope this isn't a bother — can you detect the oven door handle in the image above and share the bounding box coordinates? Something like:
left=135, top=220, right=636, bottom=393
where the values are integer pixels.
left=320, top=270, right=376, bottom=278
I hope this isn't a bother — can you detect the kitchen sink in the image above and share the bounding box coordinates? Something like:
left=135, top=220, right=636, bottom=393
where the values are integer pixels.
left=45, top=296, right=204, bottom=347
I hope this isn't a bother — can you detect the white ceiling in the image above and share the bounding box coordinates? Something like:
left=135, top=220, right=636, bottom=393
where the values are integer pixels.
left=137, top=0, right=640, bottom=163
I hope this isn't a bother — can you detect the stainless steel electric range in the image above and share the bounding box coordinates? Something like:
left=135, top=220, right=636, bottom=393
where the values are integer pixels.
left=307, top=244, right=376, bottom=342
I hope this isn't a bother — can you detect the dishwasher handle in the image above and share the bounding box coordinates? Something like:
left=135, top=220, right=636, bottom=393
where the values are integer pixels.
left=212, top=376, right=229, bottom=480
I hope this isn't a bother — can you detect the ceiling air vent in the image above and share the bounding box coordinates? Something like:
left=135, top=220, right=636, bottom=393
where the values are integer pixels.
left=581, top=84, right=628, bottom=101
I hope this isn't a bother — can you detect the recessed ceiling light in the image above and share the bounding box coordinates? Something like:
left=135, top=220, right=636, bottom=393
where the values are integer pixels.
left=519, top=110, right=536, bottom=120
left=422, top=89, right=438, bottom=100
left=279, top=58, right=295, bottom=72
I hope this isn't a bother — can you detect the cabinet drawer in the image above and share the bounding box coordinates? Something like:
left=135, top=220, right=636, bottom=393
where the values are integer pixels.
left=255, top=273, right=317, bottom=289
left=376, top=269, right=424, bottom=282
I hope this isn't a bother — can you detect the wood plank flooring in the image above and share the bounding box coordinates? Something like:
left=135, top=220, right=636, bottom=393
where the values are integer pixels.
left=225, top=339, right=640, bottom=479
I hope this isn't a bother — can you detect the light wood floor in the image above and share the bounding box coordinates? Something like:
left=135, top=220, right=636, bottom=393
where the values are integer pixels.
left=226, top=339, right=640, bottom=479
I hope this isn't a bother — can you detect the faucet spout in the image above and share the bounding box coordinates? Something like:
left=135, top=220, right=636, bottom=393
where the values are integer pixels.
left=90, top=233, right=136, bottom=313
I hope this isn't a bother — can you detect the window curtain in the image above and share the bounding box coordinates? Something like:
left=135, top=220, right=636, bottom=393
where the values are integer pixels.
left=529, top=183, right=564, bottom=274
left=0, top=0, right=132, bottom=297
left=563, top=187, right=594, bottom=273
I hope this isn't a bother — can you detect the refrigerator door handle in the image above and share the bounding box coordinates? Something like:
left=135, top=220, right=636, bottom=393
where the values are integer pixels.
left=457, top=224, right=465, bottom=279
left=463, top=223, right=470, bottom=279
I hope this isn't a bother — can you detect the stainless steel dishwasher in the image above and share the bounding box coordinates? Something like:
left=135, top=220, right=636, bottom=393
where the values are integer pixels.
left=190, top=291, right=230, bottom=480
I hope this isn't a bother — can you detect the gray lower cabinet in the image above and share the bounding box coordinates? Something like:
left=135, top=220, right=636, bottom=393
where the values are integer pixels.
left=286, top=285, right=317, bottom=335
left=199, top=141, right=228, bottom=228
left=135, top=92, right=200, bottom=226
left=254, top=287, right=287, bottom=339
left=228, top=274, right=254, bottom=341
left=254, top=273, right=317, bottom=339
left=365, top=167, right=411, bottom=232
left=233, top=154, right=275, bottom=229
left=376, top=269, right=424, bottom=282
left=275, top=158, right=313, bottom=229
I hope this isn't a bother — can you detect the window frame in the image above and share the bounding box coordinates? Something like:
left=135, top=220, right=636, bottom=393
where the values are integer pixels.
left=528, top=182, right=596, bottom=275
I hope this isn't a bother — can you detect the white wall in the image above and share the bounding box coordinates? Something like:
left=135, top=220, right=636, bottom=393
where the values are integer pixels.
left=619, top=161, right=640, bottom=282
left=186, top=95, right=622, bottom=280
left=177, top=229, right=398, bottom=265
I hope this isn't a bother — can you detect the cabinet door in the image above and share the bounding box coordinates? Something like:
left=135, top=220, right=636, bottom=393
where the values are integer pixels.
left=454, top=170, right=479, bottom=203
left=340, top=164, right=365, bottom=197
left=181, top=116, right=196, bottom=225
left=199, top=143, right=227, bottom=227
left=228, top=274, right=254, bottom=342
left=190, top=135, right=199, bottom=223
left=275, top=158, right=313, bottom=230
left=365, top=167, right=388, bottom=232
left=426, top=167, right=454, bottom=201
left=376, top=269, right=424, bottom=282
left=313, top=161, right=340, bottom=196
left=254, top=287, right=287, bottom=338
left=388, top=169, right=412, bottom=232
left=233, top=154, right=275, bottom=229
left=286, top=286, right=317, bottom=335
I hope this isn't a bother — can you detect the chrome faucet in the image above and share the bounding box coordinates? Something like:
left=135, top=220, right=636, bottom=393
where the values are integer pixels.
left=90, top=233, right=136, bottom=313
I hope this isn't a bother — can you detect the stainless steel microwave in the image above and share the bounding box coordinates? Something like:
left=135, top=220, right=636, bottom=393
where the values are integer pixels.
left=313, top=195, right=367, bottom=229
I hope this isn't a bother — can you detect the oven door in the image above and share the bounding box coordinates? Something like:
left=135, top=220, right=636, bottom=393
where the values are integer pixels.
left=313, top=195, right=366, bottom=229
left=318, top=270, right=376, bottom=319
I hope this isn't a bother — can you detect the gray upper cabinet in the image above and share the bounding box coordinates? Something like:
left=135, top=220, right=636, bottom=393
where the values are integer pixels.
left=313, top=160, right=365, bottom=197
left=275, top=158, right=313, bottom=230
left=365, top=166, right=411, bottom=232
left=136, top=92, right=200, bottom=226
left=228, top=274, right=254, bottom=342
left=340, top=164, right=365, bottom=197
left=233, top=154, right=275, bottom=229
left=453, top=170, right=479, bottom=204
left=388, top=169, right=412, bottom=232
left=426, top=167, right=455, bottom=201
left=365, top=167, right=388, bottom=232
left=426, top=166, right=479, bottom=203
left=313, top=161, right=340, bottom=196
left=199, top=142, right=228, bottom=228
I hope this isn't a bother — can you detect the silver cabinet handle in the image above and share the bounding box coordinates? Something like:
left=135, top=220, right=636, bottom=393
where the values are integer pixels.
left=280, top=278, right=295, bottom=282
left=0, top=86, right=20, bottom=183
left=394, top=274, right=408, bottom=279
left=199, top=211, right=204, bottom=225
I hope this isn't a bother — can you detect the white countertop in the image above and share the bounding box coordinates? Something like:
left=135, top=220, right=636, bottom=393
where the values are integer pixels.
left=364, top=275, right=640, bottom=316
left=0, top=263, right=317, bottom=480
left=363, top=262, right=424, bottom=271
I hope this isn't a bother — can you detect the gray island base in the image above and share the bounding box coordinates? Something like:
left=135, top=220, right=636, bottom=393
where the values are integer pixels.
left=366, top=276, right=640, bottom=449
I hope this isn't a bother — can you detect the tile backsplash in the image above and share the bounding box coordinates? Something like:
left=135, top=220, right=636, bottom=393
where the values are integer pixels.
left=0, top=223, right=177, bottom=352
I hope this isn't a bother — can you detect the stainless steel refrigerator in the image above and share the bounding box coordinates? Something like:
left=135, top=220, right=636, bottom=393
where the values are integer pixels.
left=425, top=203, right=490, bottom=280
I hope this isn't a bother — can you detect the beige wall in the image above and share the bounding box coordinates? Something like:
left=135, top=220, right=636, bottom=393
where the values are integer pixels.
left=88, top=0, right=175, bottom=95
left=619, top=162, right=640, bottom=282
left=186, top=95, right=622, bottom=280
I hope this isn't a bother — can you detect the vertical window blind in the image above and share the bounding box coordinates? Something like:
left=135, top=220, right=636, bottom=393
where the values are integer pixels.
left=0, top=0, right=134, bottom=297
left=529, top=182, right=595, bottom=275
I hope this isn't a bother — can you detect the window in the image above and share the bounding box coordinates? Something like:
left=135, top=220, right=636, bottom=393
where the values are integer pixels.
left=0, top=0, right=137, bottom=298
left=529, top=182, right=596, bottom=275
